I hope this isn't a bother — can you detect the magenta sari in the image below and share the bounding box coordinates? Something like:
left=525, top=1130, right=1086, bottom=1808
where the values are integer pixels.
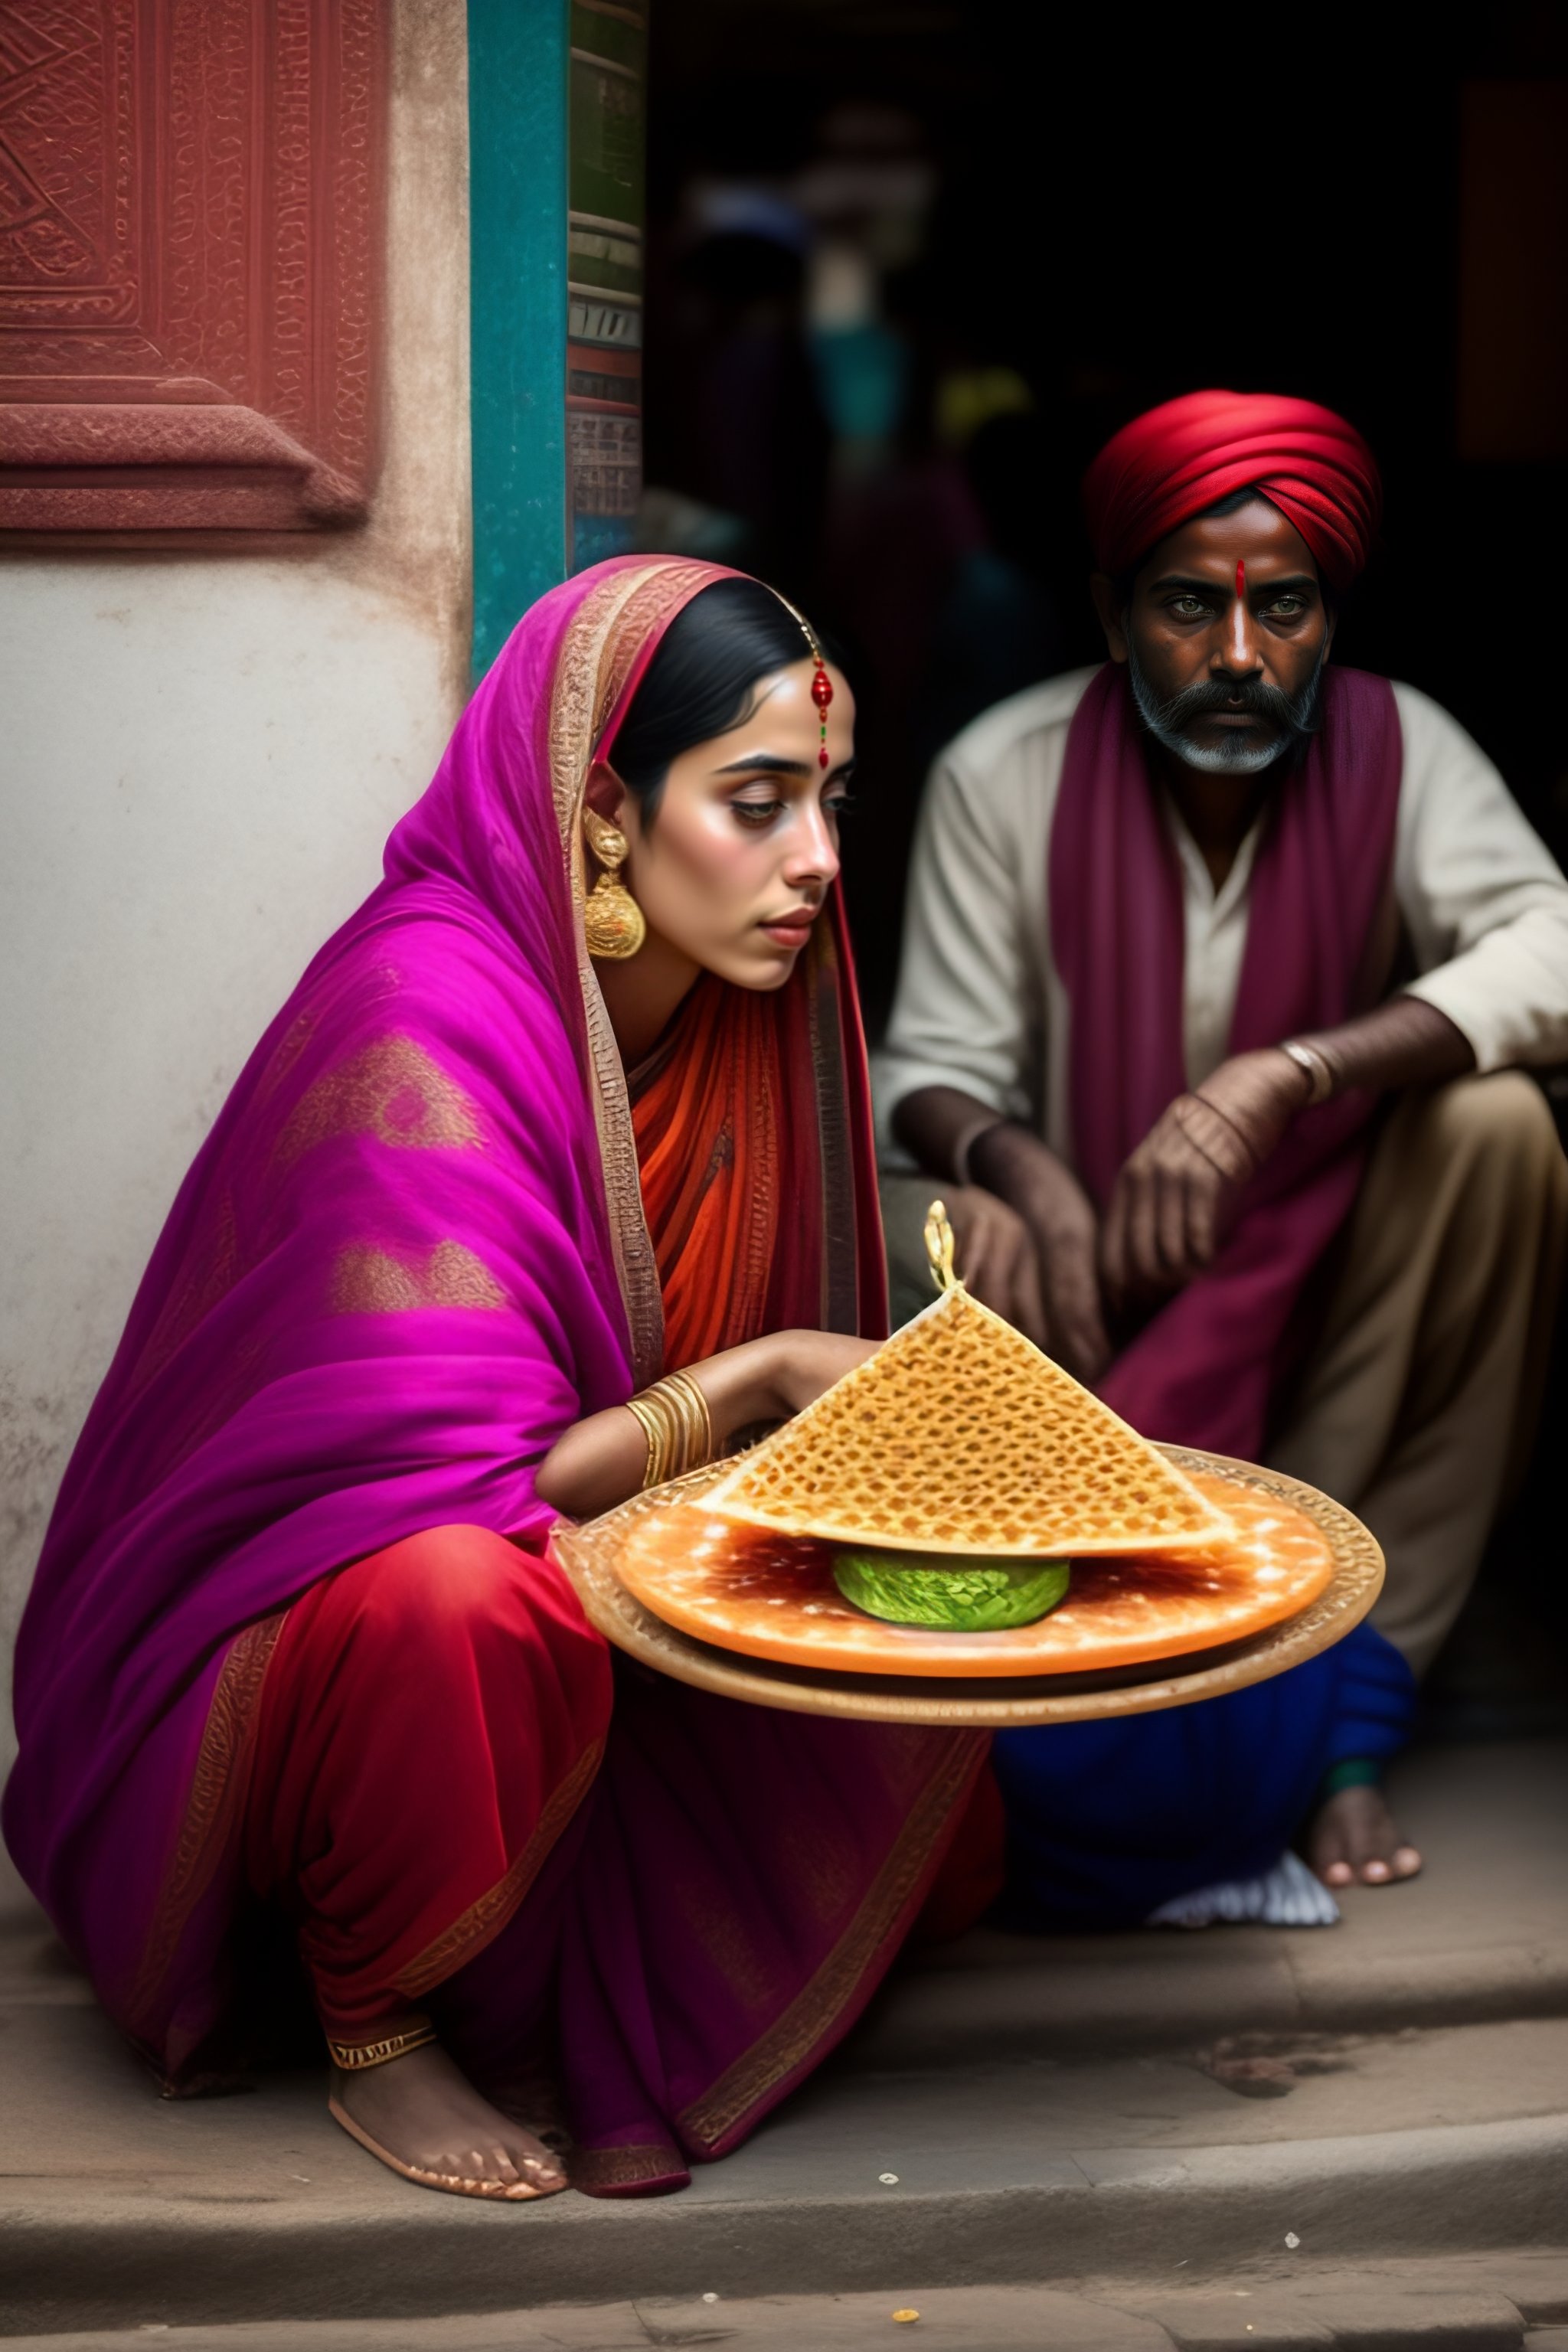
left=5, top=557, right=985, bottom=2189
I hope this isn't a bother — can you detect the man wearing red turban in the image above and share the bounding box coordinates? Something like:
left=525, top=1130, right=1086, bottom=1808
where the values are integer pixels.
left=877, top=390, right=1568, bottom=1912
left=1082, top=388, right=1380, bottom=596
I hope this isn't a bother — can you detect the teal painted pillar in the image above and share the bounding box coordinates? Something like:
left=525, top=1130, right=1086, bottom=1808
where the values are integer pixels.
left=467, top=1, right=647, bottom=680
left=467, top=0, right=570, bottom=678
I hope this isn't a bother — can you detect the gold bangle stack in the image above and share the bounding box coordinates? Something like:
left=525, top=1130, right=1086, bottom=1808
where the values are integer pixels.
left=626, top=1370, right=714, bottom=1491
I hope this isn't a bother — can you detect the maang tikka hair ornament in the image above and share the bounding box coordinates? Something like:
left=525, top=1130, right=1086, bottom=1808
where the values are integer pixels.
left=808, top=636, right=833, bottom=769
left=776, top=594, right=834, bottom=769
left=582, top=804, right=647, bottom=961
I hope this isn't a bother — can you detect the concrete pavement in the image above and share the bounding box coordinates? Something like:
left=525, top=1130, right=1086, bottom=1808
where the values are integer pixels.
left=2, top=1743, right=1564, bottom=2339
left=5, top=2258, right=1568, bottom=2349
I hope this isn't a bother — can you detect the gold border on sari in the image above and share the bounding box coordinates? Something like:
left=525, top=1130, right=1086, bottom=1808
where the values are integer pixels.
left=128, top=1612, right=285, bottom=2034
left=546, top=557, right=750, bottom=1387
left=676, top=1730, right=986, bottom=2151
left=570, top=2141, right=688, bottom=2191
left=392, top=1735, right=606, bottom=2001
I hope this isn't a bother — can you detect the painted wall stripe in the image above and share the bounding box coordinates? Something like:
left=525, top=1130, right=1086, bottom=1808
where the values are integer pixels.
left=467, top=0, right=570, bottom=678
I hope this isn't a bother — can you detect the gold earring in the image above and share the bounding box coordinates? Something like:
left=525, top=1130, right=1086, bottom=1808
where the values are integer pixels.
left=581, top=806, right=646, bottom=961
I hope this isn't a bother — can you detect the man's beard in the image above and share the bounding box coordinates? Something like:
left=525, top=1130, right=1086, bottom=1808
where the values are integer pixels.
left=1127, top=640, right=1326, bottom=776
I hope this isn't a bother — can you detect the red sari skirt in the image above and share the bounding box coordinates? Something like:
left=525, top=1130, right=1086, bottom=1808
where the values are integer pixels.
left=243, top=1523, right=994, bottom=2195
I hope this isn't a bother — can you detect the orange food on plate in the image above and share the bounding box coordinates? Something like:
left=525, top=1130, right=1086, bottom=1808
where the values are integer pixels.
left=613, top=1469, right=1334, bottom=1679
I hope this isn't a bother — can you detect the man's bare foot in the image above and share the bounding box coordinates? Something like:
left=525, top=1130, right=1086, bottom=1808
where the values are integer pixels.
left=1308, top=1783, right=1423, bottom=1890
left=331, top=2042, right=569, bottom=2199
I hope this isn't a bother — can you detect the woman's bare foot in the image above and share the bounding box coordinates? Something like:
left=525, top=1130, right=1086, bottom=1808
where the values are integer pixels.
left=1308, top=1783, right=1423, bottom=1890
left=331, top=2042, right=569, bottom=2199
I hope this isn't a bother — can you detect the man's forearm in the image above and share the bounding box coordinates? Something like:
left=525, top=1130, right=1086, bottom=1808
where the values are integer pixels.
left=1293, top=996, right=1475, bottom=1098
left=891, top=1084, right=1009, bottom=1185
left=895, top=1001, right=1475, bottom=1204
left=894, top=1085, right=1097, bottom=1240
left=894, top=1087, right=1109, bottom=1375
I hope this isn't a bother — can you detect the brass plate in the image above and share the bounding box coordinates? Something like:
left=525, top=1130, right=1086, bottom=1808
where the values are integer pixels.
left=548, top=1447, right=1385, bottom=1727
left=605, top=1468, right=1334, bottom=1678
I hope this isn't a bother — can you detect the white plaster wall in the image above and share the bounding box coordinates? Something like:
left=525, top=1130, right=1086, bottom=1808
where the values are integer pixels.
left=0, top=2, right=472, bottom=1750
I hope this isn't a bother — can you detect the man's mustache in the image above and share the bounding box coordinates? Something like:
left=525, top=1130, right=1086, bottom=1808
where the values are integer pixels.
left=1148, top=675, right=1318, bottom=733
left=1125, top=641, right=1328, bottom=775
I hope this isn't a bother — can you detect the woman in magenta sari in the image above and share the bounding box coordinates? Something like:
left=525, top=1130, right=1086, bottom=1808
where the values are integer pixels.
left=5, top=560, right=992, bottom=2202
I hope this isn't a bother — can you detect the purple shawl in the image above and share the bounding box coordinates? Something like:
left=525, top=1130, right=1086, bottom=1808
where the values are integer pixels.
left=1050, top=663, right=1403, bottom=1459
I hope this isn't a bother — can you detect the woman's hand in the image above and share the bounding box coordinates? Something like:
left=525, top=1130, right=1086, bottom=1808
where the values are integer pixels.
left=764, top=1329, right=880, bottom=1417
left=962, top=1132, right=1112, bottom=1384
left=535, top=1328, right=877, bottom=1521
left=1099, top=1048, right=1306, bottom=1311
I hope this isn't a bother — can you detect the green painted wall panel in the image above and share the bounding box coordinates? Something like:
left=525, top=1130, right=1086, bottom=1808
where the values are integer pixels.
left=467, top=1, right=647, bottom=673
left=467, top=0, right=570, bottom=678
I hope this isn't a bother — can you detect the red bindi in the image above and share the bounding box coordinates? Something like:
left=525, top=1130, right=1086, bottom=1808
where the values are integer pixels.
left=1236, top=558, right=1246, bottom=599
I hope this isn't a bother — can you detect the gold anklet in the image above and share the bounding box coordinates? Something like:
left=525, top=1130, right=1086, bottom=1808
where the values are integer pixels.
left=327, top=2020, right=438, bottom=2071
left=626, top=1369, right=713, bottom=1490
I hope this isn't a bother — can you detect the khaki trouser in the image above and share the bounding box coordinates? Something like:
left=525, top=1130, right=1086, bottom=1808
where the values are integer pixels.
left=880, top=1075, right=1568, bottom=1679
left=1268, top=1073, right=1566, bottom=1674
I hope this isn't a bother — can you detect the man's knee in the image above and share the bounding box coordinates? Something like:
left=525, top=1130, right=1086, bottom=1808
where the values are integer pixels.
left=1411, top=1071, right=1563, bottom=1187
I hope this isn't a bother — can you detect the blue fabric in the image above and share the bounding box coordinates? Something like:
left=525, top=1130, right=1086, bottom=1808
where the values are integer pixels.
left=991, top=1624, right=1416, bottom=1931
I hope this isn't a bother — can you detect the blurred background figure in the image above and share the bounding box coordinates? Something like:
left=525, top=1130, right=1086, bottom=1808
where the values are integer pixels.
left=640, top=183, right=828, bottom=582
left=919, top=399, right=1067, bottom=762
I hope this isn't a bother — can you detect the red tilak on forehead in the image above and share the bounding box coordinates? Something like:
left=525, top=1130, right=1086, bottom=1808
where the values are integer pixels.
left=1236, top=558, right=1246, bottom=599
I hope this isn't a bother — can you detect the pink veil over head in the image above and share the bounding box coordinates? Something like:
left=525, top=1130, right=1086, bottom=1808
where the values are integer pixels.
left=4, top=557, right=891, bottom=2076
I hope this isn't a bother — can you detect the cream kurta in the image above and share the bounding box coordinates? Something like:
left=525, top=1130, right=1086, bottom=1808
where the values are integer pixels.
left=874, top=667, right=1568, bottom=1676
left=874, top=668, right=1568, bottom=1168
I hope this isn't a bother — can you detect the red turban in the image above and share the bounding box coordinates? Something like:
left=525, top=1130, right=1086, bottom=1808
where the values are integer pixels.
left=1083, top=390, right=1380, bottom=593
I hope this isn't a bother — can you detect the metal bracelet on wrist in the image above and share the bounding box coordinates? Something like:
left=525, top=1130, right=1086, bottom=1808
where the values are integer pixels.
left=626, top=1370, right=714, bottom=1491
left=1279, top=1040, right=1335, bottom=1105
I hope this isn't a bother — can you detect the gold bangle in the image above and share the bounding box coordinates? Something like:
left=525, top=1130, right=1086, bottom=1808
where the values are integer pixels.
left=661, top=1369, right=713, bottom=1476
left=626, top=1388, right=671, bottom=1489
left=327, top=2020, right=437, bottom=2072
left=626, top=1370, right=714, bottom=1491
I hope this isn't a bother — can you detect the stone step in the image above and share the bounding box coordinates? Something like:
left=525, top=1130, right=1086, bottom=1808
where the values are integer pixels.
left=4, top=2016, right=1566, bottom=2333
left=860, top=1740, right=1568, bottom=2070
left=4, top=2253, right=1568, bottom=2349
left=4, top=1741, right=1565, bottom=2336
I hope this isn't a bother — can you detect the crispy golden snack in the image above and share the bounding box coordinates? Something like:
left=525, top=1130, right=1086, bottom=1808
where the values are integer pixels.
left=704, top=1283, right=1234, bottom=1559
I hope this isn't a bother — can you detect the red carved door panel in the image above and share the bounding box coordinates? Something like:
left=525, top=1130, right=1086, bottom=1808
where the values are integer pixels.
left=0, top=0, right=386, bottom=534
